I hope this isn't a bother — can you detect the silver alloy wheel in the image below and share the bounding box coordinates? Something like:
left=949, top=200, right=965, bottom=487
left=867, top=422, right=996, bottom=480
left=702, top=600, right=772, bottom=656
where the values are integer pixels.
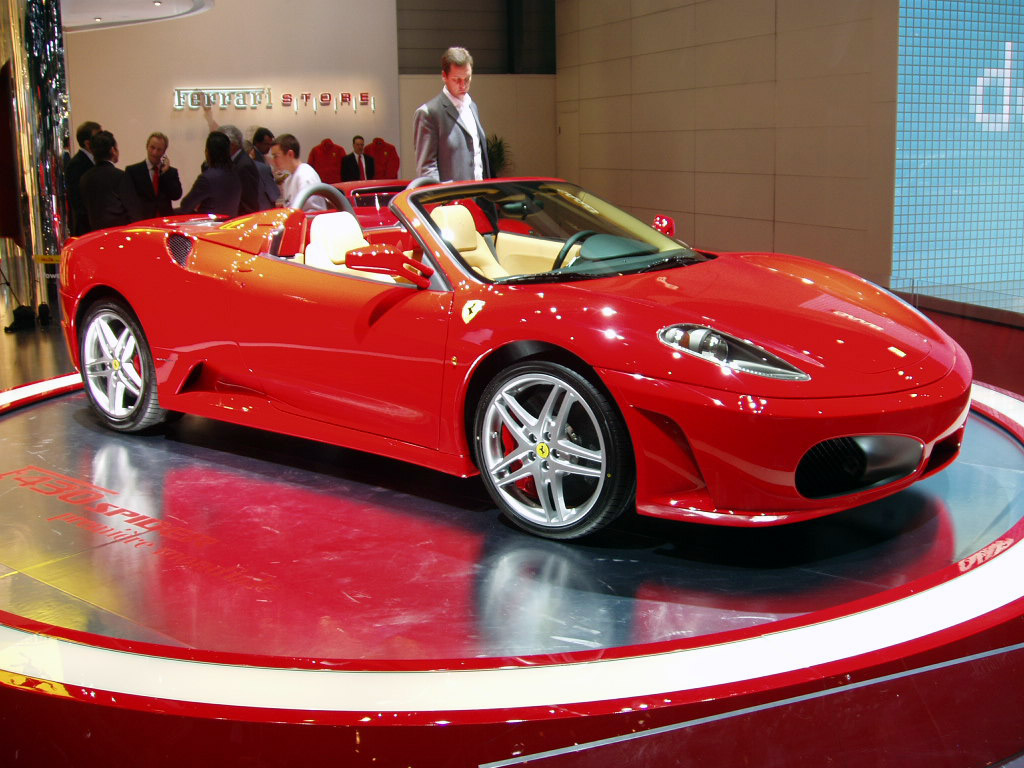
left=82, top=308, right=146, bottom=419
left=478, top=371, right=607, bottom=529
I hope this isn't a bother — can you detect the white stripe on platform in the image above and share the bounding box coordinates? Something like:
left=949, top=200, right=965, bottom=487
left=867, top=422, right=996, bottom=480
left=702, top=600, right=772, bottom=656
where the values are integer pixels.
left=0, top=383, right=1019, bottom=714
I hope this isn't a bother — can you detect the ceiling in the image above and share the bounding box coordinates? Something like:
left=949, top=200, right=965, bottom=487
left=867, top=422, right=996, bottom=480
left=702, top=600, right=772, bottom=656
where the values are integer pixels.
left=61, top=0, right=212, bottom=32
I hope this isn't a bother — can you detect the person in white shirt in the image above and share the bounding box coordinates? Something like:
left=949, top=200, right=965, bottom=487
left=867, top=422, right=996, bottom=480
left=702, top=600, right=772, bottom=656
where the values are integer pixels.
left=269, top=133, right=327, bottom=211
left=413, top=46, right=491, bottom=182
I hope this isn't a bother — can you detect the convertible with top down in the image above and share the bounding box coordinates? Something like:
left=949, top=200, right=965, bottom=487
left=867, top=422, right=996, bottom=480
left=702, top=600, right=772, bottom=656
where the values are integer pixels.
left=60, top=178, right=973, bottom=539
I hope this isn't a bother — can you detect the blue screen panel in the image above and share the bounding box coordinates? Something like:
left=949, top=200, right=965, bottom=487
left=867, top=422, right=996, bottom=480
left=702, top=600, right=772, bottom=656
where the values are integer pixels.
left=895, top=0, right=1024, bottom=312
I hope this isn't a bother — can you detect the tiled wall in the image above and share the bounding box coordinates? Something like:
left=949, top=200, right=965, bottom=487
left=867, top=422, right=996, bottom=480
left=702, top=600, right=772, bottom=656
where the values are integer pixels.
left=893, top=1, right=1024, bottom=314
left=556, top=0, right=899, bottom=286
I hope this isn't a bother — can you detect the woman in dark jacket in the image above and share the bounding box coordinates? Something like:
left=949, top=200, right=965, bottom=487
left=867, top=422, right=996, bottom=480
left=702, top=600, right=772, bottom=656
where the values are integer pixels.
left=177, top=131, right=242, bottom=216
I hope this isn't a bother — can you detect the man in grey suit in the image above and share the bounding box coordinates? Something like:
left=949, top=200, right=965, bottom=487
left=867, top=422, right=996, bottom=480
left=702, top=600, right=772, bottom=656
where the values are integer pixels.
left=413, top=46, right=491, bottom=183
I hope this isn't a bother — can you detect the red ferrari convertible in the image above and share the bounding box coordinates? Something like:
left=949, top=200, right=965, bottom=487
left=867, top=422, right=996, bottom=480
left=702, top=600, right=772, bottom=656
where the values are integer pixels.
left=60, top=178, right=972, bottom=539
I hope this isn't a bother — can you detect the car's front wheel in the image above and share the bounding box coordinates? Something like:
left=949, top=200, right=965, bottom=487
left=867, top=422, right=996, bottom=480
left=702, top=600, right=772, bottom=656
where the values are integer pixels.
left=474, top=361, right=635, bottom=539
left=80, top=300, right=167, bottom=432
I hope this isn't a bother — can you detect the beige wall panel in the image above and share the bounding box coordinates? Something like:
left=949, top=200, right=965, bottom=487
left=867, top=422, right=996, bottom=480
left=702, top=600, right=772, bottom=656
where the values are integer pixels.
left=632, top=91, right=695, bottom=132
left=580, top=168, right=633, bottom=207
left=579, top=21, right=632, bottom=64
left=581, top=96, right=633, bottom=133
left=695, top=128, right=775, bottom=174
left=775, top=74, right=871, bottom=128
left=580, top=132, right=632, bottom=170
left=632, top=0, right=698, bottom=17
left=776, top=21, right=872, bottom=80
left=694, top=35, right=775, bottom=88
left=493, top=78, right=558, bottom=177
left=694, top=83, right=776, bottom=130
left=558, top=30, right=581, bottom=68
left=557, top=0, right=581, bottom=34
left=556, top=65, right=581, bottom=103
left=632, top=130, right=695, bottom=173
left=631, top=170, right=695, bottom=212
left=695, top=0, right=776, bottom=44
left=865, top=99, right=896, bottom=281
left=777, top=0, right=873, bottom=31
left=694, top=172, right=774, bottom=220
left=557, top=105, right=581, bottom=181
left=631, top=6, right=696, bottom=55
left=578, top=0, right=632, bottom=27
left=775, top=126, right=868, bottom=177
left=775, top=176, right=868, bottom=230
left=870, top=1, right=900, bottom=101
left=554, top=0, right=898, bottom=284
left=632, top=49, right=697, bottom=94
left=692, top=214, right=775, bottom=253
left=580, top=59, right=633, bottom=99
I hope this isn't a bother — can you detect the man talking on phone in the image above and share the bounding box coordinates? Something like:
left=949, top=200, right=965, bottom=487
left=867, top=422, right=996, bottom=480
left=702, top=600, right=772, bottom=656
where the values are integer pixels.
left=124, top=131, right=183, bottom=221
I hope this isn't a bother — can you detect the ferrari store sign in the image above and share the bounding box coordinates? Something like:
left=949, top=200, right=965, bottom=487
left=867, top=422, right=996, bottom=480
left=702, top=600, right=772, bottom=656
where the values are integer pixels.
left=173, top=87, right=376, bottom=113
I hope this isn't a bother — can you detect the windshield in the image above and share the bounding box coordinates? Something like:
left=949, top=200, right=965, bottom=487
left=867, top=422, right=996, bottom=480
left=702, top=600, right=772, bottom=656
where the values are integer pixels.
left=408, top=180, right=711, bottom=283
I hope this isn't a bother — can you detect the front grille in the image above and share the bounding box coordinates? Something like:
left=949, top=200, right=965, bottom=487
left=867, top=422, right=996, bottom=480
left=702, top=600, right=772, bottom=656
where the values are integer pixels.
left=167, top=233, right=194, bottom=267
left=796, top=437, right=866, bottom=499
left=795, top=434, right=923, bottom=499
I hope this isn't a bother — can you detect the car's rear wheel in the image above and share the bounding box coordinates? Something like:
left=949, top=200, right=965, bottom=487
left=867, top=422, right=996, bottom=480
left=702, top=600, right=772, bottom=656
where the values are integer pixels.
left=80, top=300, right=167, bottom=432
left=474, top=361, right=634, bottom=539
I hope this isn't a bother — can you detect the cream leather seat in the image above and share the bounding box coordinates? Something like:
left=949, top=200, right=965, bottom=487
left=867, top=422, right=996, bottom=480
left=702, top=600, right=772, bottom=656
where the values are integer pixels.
left=430, top=204, right=509, bottom=280
left=303, top=211, right=395, bottom=283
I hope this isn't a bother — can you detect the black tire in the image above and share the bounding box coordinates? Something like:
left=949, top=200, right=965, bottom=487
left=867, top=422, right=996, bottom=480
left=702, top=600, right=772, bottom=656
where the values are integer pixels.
left=79, top=300, right=167, bottom=432
left=473, top=361, right=635, bottom=539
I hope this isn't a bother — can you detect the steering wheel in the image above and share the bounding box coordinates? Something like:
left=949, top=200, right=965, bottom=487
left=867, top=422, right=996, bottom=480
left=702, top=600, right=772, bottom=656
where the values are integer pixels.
left=407, top=176, right=439, bottom=190
left=553, top=230, right=597, bottom=269
left=292, top=183, right=355, bottom=215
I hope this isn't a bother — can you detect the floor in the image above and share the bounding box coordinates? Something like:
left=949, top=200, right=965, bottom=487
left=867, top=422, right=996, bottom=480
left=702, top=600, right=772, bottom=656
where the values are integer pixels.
left=2, top=284, right=1024, bottom=767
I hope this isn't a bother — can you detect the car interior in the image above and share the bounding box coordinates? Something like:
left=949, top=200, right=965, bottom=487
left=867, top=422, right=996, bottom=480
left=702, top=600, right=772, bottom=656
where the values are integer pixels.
left=248, top=181, right=685, bottom=285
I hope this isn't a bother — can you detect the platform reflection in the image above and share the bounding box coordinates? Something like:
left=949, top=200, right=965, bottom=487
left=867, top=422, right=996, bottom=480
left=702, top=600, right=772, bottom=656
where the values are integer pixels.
left=0, top=392, right=1021, bottom=661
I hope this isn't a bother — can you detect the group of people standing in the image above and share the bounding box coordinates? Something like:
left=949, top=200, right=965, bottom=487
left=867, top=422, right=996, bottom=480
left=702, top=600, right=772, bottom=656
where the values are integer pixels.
left=64, top=121, right=291, bottom=236
left=64, top=122, right=383, bottom=236
left=64, top=45, right=490, bottom=237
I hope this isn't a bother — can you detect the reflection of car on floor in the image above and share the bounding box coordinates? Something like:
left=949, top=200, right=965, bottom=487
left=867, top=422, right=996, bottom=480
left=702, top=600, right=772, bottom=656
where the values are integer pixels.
left=59, top=177, right=973, bottom=540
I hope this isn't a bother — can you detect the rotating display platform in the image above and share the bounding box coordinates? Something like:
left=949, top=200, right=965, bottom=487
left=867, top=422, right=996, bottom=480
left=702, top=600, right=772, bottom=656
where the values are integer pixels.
left=0, top=375, right=1023, bottom=767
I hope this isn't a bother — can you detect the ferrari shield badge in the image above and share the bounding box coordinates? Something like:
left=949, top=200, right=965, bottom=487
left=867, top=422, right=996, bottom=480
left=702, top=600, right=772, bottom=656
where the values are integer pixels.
left=461, top=300, right=486, bottom=324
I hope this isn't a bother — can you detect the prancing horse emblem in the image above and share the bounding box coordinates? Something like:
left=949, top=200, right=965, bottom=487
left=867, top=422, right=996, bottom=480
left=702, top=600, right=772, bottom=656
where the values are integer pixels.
left=461, top=300, right=486, bottom=324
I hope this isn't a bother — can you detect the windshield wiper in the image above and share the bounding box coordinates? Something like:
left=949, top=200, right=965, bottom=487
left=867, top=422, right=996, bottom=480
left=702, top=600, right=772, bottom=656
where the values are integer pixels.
left=635, top=251, right=704, bottom=272
left=493, top=271, right=591, bottom=285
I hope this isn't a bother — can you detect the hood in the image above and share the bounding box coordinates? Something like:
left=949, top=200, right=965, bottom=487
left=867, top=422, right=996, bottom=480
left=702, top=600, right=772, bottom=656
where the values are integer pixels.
left=533, top=252, right=962, bottom=398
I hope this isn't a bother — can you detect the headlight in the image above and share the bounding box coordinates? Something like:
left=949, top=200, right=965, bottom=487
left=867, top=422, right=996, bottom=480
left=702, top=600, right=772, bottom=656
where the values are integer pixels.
left=658, top=324, right=810, bottom=381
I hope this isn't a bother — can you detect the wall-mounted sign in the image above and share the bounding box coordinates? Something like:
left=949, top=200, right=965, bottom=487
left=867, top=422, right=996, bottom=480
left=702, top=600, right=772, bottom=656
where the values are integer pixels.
left=281, top=92, right=375, bottom=113
left=174, top=87, right=271, bottom=110
left=173, top=87, right=376, bottom=113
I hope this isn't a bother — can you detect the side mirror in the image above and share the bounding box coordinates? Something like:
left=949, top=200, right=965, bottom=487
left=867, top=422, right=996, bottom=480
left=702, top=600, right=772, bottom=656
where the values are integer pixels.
left=652, top=215, right=676, bottom=238
left=344, top=244, right=434, bottom=289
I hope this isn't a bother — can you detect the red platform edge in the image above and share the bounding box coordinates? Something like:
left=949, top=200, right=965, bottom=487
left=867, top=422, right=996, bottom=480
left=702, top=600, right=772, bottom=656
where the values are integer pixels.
left=0, top=377, right=1022, bottom=768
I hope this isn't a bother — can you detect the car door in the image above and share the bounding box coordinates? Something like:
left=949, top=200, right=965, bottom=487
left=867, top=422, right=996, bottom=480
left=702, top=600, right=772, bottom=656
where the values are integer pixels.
left=228, top=254, right=453, bottom=450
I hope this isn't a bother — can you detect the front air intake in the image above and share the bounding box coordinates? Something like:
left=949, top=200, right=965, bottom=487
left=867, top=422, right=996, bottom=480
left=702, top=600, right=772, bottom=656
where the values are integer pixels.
left=795, top=435, right=923, bottom=499
left=167, top=233, right=194, bottom=267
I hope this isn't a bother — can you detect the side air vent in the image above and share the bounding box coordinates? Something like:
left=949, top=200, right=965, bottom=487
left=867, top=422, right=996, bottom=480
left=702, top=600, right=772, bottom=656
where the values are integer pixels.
left=167, top=233, right=195, bottom=267
left=795, top=434, right=923, bottom=499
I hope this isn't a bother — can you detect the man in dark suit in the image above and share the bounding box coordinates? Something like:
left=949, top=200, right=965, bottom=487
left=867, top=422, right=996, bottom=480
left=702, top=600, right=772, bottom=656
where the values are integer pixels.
left=341, top=135, right=375, bottom=181
left=123, top=131, right=182, bottom=221
left=251, top=127, right=274, bottom=164
left=413, top=47, right=490, bottom=183
left=219, top=124, right=263, bottom=214
left=79, top=130, right=131, bottom=233
left=64, top=120, right=101, bottom=236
